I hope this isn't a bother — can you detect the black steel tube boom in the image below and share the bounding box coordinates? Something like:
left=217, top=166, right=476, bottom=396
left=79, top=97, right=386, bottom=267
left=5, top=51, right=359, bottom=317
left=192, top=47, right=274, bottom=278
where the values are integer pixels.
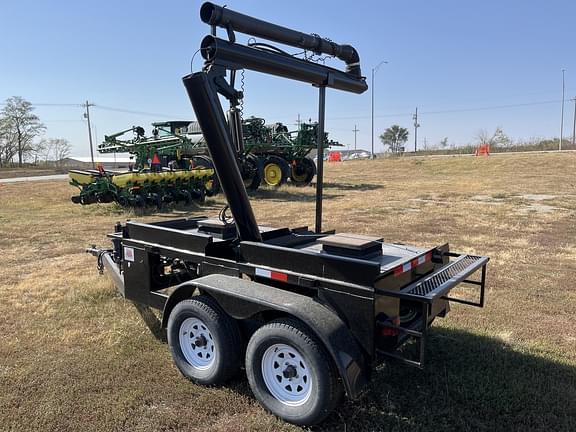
left=200, top=2, right=362, bottom=77
left=201, top=36, right=367, bottom=94
left=182, top=72, right=262, bottom=242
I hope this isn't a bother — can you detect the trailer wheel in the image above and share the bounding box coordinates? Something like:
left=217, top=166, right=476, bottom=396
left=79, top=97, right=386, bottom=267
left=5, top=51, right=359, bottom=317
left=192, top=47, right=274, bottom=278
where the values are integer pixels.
left=262, top=156, right=289, bottom=187
left=245, top=318, right=343, bottom=425
left=167, top=296, right=242, bottom=385
left=241, top=154, right=262, bottom=191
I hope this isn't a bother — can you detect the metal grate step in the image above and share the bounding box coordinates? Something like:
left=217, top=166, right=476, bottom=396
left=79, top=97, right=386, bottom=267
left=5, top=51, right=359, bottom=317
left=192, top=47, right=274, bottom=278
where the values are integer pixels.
left=401, top=254, right=487, bottom=301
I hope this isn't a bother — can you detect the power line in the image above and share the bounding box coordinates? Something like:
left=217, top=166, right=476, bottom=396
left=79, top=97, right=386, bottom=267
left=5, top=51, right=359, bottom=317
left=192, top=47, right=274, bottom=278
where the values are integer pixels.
left=327, top=99, right=562, bottom=121
left=0, top=102, right=83, bottom=107
left=0, top=101, right=187, bottom=119
left=92, top=104, right=187, bottom=119
left=0, top=98, right=565, bottom=123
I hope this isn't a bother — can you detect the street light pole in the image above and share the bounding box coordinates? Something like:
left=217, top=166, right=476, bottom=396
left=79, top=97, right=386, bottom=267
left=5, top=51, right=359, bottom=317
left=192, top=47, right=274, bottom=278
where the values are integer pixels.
left=371, top=60, right=388, bottom=159
left=560, top=68, right=566, bottom=151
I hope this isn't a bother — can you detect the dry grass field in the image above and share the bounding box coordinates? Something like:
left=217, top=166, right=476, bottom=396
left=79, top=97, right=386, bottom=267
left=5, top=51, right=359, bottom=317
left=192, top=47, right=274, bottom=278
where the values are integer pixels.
left=1, top=152, right=575, bottom=431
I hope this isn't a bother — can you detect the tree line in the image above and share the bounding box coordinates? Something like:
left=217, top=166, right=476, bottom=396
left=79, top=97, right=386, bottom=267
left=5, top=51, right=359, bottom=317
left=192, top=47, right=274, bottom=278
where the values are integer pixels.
left=378, top=123, right=572, bottom=155
left=0, top=97, right=71, bottom=167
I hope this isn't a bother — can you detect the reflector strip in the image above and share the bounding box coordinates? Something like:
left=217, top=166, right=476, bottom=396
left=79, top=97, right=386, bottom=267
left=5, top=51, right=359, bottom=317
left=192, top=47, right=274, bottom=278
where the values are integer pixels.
left=255, top=268, right=271, bottom=278
left=392, top=252, right=433, bottom=277
left=271, top=271, right=288, bottom=282
left=255, top=268, right=288, bottom=282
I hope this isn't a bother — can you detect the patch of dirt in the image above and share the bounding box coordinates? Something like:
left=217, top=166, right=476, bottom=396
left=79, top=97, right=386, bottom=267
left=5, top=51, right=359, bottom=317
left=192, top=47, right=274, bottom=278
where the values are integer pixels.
left=516, top=204, right=560, bottom=214
left=471, top=194, right=506, bottom=202
left=519, top=194, right=557, bottom=201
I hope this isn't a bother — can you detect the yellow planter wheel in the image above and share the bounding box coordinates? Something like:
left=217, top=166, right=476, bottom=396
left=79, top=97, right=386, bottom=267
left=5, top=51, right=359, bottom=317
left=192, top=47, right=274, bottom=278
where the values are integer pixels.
left=262, top=156, right=289, bottom=187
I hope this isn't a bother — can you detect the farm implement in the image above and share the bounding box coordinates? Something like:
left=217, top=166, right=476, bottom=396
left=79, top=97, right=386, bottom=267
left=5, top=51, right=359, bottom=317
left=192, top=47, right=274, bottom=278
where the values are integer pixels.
left=69, top=167, right=214, bottom=206
left=70, top=114, right=340, bottom=206
left=87, top=2, right=489, bottom=426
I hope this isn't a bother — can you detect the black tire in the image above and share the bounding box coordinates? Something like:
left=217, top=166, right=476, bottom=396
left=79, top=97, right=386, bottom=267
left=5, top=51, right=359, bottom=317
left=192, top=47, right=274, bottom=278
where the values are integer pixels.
left=245, top=318, right=343, bottom=426
left=290, top=158, right=316, bottom=186
left=180, top=189, right=192, bottom=205
left=167, top=296, right=242, bottom=385
left=262, top=156, right=290, bottom=187
left=241, top=154, right=262, bottom=191
left=116, top=195, right=129, bottom=207
left=133, top=194, right=145, bottom=207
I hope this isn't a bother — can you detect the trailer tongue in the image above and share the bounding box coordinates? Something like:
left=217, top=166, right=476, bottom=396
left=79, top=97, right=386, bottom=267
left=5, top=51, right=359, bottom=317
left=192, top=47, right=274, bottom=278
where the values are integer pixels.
left=87, top=2, right=489, bottom=426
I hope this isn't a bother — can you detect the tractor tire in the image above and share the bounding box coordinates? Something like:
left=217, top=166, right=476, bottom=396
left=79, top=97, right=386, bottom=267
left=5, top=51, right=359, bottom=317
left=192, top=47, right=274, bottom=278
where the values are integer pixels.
left=242, top=154, right=262, bottom=191
left=262, top=156, right=290, bottom=187
left=245, top=318, right=343, bottom=426
left=167, top=296, right=242, bottom=385
left=290, top=158, right=316, bottom=186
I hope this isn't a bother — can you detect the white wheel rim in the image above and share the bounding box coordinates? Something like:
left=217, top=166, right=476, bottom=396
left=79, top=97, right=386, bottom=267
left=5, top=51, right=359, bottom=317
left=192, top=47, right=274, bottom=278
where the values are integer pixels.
left=178, top=317, right=216, bottom=370
left=261, top=343, right=312, bottom=406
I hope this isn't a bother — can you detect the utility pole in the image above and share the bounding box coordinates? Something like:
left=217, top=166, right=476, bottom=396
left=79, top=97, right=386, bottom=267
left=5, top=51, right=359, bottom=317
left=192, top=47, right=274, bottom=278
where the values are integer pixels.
left=295, top=113, right=301, bottom=130
left=352, top=124, right=359, bottom=151
left=560, top=69, right=566, bottom=151
left=413, top=107, right=420, bottom=152
left=572, top=97, right=576, bottom=147
left=371, top=60, right=388, bottom=159
left=84, top=100, right=95, bottom=168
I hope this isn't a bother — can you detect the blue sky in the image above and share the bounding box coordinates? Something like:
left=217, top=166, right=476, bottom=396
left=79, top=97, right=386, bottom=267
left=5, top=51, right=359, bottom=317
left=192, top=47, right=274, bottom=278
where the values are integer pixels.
left=1, top=0, right=575, bottom=156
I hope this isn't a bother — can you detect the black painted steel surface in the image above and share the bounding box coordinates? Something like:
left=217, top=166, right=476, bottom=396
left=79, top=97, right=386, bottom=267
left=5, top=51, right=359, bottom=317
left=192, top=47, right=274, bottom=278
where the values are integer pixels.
left=183, top=72, right=262, bottom=242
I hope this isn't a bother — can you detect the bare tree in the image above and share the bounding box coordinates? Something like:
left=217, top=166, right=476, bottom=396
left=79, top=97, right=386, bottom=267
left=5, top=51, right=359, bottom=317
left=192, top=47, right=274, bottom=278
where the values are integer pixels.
left=0, top=125, right=18, bottom=166
left=0, top=97, right=46, bottom=166
left=30, top=139, right=46, bottom=165
left=38, top=138, right=53, bottom=165
left=476, top=127, right=511, bottom=149
left=51, top=138, right=72, bottom=166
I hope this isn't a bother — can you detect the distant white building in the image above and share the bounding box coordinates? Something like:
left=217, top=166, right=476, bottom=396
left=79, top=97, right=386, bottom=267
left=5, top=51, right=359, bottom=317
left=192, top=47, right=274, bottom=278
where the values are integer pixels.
left=59, top=156, right=133, bottom=170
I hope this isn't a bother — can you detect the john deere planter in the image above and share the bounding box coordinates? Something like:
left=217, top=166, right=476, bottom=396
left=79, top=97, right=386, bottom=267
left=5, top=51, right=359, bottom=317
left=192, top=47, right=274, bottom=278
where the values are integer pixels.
left=69, top=166, right=214, bottom=206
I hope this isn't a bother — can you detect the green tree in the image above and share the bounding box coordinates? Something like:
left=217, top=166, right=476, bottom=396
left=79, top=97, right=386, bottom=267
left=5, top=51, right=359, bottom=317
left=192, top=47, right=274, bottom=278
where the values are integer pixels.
left=0, top=97, right=46, bottom=167
left=379, top=125, right=409, bottom=154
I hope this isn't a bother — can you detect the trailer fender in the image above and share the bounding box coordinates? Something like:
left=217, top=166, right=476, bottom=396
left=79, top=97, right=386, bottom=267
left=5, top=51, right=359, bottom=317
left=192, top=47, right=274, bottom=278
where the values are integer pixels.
left=162, top=274, right=369, bottom=399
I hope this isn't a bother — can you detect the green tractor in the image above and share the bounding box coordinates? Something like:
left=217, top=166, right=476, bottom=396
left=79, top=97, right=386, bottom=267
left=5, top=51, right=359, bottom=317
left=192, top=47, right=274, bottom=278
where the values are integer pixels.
left=242, top=117, right=340, bottom=187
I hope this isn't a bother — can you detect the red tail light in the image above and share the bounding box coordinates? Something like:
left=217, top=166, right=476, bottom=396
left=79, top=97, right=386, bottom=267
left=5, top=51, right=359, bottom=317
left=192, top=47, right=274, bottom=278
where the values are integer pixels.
left=381, top=316, right=400, bottom=337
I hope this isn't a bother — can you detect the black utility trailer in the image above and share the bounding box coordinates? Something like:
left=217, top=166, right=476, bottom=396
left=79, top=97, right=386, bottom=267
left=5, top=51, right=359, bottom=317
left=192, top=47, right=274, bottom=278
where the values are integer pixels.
left=88, top=3, right=489, bottom=426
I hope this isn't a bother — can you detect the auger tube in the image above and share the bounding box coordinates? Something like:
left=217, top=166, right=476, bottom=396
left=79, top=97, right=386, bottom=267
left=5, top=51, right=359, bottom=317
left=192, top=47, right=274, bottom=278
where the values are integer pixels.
left=200, top=2, right=363, bottom=77
left=182, top=72, right=262, bottom=243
